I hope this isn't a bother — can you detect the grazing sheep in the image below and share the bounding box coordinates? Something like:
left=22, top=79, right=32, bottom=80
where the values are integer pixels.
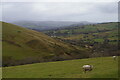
left=113, top=56, right=117, bottom=60
left=82, top=65, right=93, bottom=73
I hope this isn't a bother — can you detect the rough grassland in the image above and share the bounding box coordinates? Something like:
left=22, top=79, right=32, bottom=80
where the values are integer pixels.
left=3, top=56, right=118, bottom=78
left=2, top=22, right=88, bottom=66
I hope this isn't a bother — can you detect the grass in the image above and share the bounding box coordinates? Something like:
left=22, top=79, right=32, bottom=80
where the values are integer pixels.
left=94, top=39, right=104, bottom=43
left=2, top=22, right=87, bottom=66
left=3, top=56, right=118, bottom=78
left=44, top=22, right=118, bottom=45
left=0, top=68, right=1, bottom=79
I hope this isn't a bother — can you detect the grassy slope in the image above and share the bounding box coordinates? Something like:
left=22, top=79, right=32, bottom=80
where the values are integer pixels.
left=66, top=23, right=118, bottom=43
left=45, top=22, right=119, bottom=56
left=0, top=68, right=1, bottom=79
left=44, top=22, right=118, bottom=43
left=2, top=22, right=88, bottom=66
left=3, top=56, right=118, bottom=78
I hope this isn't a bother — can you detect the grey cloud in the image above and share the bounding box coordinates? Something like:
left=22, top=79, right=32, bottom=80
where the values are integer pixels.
left=94, top=2, right=118, bottom=14
left=1, top=2, right=118, bottom=22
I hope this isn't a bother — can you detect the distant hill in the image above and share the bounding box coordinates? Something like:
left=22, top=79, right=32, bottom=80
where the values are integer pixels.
left=44, top=22, right=118, bottom=37
left=11, top=21, right=92, bottom=31
left=2, top=22, right=89, bottom=67
left=43, top=22, right=119, bottom=57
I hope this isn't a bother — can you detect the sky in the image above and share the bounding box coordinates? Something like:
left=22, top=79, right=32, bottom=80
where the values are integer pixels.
left=0, top=0, right=119, bottom=22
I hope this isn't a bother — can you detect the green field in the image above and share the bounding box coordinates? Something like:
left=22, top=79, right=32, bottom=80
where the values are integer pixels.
left=43, top=22, right=119, bottom=57
left=3, top=56, right=118, bottom=78
left=44, top=22, right=118, bottom=44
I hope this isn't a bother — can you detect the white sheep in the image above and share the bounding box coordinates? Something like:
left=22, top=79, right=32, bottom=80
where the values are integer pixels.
left=82, top=65, right=93, bottom=73
left=113, top=56, right=117, bottom=60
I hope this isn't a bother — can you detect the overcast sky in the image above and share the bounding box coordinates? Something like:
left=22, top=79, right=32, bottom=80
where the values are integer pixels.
left=1, top=1, right=118, bottom=22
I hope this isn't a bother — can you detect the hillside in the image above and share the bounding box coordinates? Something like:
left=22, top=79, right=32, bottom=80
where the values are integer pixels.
left=44, top=22, right=119, bottom=57
left=2, top=22, right=89, bottom=67
left=44, top=22, right=118, bottom=37
left=3, top=56, right=118, bottom=78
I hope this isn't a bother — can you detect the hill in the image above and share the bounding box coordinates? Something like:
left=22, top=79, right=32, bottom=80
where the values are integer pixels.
left=3, top=56, right=118, bottom=78
left=43, top=22, right=119, bottom=57
left=2, top=22, right=89, bottom=67
left=11, top=21, right=92, bottom=31
left=44, top=22, right=118, bottom=37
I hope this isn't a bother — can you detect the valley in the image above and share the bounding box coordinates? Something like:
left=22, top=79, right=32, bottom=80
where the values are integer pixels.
left=43, top=22, right=119, bottom=57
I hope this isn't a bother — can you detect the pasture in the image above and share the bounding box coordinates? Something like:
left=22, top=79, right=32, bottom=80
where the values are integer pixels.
left=2, top=56, right=118, bottom=78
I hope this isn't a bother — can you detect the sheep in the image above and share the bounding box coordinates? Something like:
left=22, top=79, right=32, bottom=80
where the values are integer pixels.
left=82, top=65, right=93, bottom=73
left=113, top=56, right=117, bottom=60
